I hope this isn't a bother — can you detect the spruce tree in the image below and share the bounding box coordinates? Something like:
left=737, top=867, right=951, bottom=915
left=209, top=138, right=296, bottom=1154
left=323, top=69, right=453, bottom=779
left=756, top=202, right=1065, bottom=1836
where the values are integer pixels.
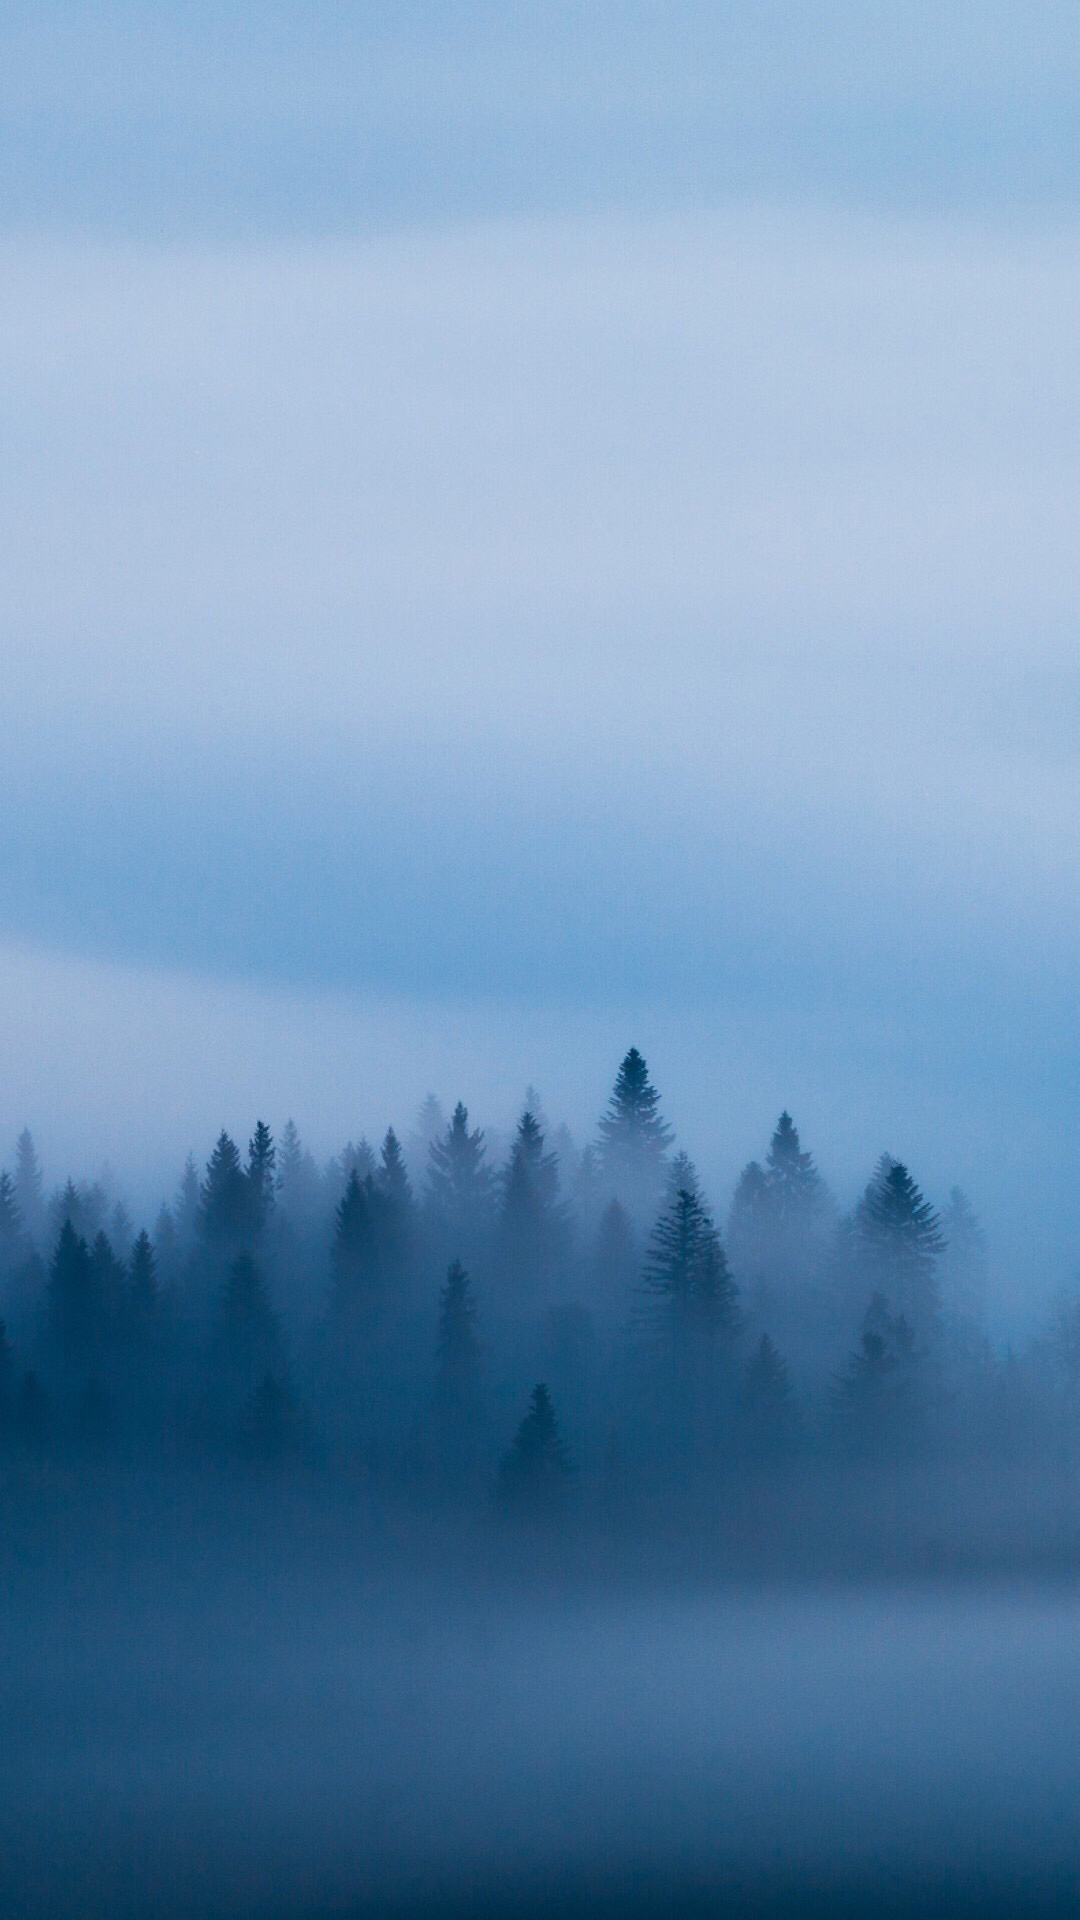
left=426, top=1101, right=491, bottom=1263
left=0, top=1172, right=26, bottom=1279
left=46, top=1220, right=100, bottom=1368
left=497, top=1110, right=567, bottom=1294
left=643, top=1184, right=739, bottom=1338
left=596, top=1048, right=672, bottom=1220
left=199, top=1132, right=250, bottom=1251
left=174, top=1154, right=201, bottom=1252
left=128, top=1230, right=159, bottom=1328
left=742, top=1332, right=799, bottom=1454
left=13, top=1130, right=45, bottom=1249
left=431, top=1260, right=484, bottom=1484
left=246, top=1121, right=276, bottom=1238
left=856, top=1157, right=944, bottom=1339
left=213, top=1253, right=283, bottom=1402
left=496, top=1383, right=572, bottom=1514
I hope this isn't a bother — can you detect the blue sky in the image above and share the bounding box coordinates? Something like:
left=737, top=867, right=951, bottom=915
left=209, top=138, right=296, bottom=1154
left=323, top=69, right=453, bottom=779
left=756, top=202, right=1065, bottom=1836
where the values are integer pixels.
left=1, top=4, right=1077, bottom=1311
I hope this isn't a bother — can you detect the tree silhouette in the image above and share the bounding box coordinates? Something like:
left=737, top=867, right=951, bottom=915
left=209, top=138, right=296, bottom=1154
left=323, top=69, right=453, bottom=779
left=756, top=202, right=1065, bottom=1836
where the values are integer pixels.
left=199, top=1132, right=250, bottom=1252
left=597, top=1048, right=672, bottom=1220
left=856, top=1157, right=944, bottom=1339
left=498, top=1110, right=567, bottom=1295
left=496, top=1383, right=572, bottom=1515
left=426, top=1102, right=491, bottom=1261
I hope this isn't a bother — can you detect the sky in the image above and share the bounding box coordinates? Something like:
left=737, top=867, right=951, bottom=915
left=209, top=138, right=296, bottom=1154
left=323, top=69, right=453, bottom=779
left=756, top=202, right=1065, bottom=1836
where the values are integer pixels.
left=1, top=3, right=1078, bottom=1318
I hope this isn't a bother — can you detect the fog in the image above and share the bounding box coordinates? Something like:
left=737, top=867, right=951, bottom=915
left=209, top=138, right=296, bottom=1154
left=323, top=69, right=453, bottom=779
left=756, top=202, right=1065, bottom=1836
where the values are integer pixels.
left=4, top=5, right=1080, bottom=1913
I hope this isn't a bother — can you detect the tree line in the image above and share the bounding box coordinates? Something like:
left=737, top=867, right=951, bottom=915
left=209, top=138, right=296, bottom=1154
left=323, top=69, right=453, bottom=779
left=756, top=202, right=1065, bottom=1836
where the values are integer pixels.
left=0, top=1047, right=1073, bottom=1515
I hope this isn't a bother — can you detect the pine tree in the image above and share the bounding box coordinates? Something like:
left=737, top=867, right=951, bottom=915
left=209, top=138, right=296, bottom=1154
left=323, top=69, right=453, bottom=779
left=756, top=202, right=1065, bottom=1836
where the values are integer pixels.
left=591, top=1198, right=637, bottom=1318
left=430, top=1260, right=485, bottom=1484
left=174, top=1154, right=201, bottom=1252
left=88, top=1230, right=124, bottom=1324
left=199, top=1132, right=250, bottom=1251
left=246, top=1121, right=276, bottom=1238
left=408, top=1094, right=447, bottom=1182
left=496, top=1383, right=573, bottom=1515
left=643, top=1185, right=739, bottom=1337
left=108, top=1201, right=134, bottom=1264
left=328, top=1170, right=381, bottom=1336
left=376, top=1128, right=414, bottom=1286
left=13, top=1130, right=45, bottom=1249
left=742, top=1332, right=799, bottom=1453
left=46, top=1219, right=100, bottom=1367
left=596, top=1048, right=673, bottom=1220
left=856, top=1157, right=944, bottom=1339
left=153, top=1203, right=179, bottom=1287
left=213, top=1253, right=283, bottom=1401
left=497, top=1110, right=567, bottom=1294
left=0, top=1172, right=26, bottom=1279
left=128, top=1230, right=159, bottom=1328
left=765, top=1112, right=822, bottom=1226
left=426, top=1101, right=491, bottom=1262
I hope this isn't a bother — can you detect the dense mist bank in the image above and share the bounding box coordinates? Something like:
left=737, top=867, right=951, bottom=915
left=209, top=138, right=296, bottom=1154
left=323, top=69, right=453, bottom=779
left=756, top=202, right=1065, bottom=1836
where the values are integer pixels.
left=3, top=1034, right=1080, bottom=1917
left=0, top=1047, right=1078, bottom=1545
left=4, top=1473, right=1080, bottom=1919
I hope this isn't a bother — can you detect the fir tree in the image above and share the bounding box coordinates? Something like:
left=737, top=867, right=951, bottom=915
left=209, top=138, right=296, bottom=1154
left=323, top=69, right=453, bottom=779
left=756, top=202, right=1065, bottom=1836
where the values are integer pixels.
left=591, top=1198, right=637, bottom=1319
left=174, top=1154, right=201, bottom=1251
left=643, top=1185, right=739, bottom=1337
left=496, top=1383, right=573, bottom=1515
left=128, top=1230, right=160, bottom=1328
left=426, top=1101, right=491, bottom=1262
left=430, top=1260, right=484, bottom=1484
left=596, top=1048, right=673, bottom=1220
left=856, top=1157, right=945, bottom=1338
left=199, top=1132, right=250, bottom=1251
left=765, top=1112, right=823, bottom=1225
left=0, top=1171, right=26, bottom=1278
left=213, top=1253, right=283, bottom=1401
left=46, top=1220, right=100, bottom=1367
left=13, top=1130, right=45, bottom=1249
left=742, top=1332, right=799, bottom=1453
left=497, top=1110, right=567, bottom=1294
left=246, top=1121, right=276, bottom=1237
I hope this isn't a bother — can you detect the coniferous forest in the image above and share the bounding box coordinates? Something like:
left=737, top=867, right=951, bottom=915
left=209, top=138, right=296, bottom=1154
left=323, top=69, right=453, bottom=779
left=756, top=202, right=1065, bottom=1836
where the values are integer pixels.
left=1, top=1044, right=1075, bottom=1567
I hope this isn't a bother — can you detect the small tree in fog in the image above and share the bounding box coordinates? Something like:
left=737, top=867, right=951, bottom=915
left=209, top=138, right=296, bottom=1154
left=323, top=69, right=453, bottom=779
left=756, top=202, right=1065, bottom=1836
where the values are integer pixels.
left=496, top=1383, right=573, bottom=1515
left=856, top=1158, right=944, bottom=1341
left=498, top=1110, right=568, bottom=1295
left=430, top=1259, right=485, bottom=1485
left=742, top=1332, right=800, bottom=1455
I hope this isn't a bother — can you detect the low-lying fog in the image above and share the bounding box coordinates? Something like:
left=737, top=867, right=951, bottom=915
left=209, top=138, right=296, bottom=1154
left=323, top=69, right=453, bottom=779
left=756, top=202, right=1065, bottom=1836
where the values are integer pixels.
left=4, top=1500, right=1079, bottom=1919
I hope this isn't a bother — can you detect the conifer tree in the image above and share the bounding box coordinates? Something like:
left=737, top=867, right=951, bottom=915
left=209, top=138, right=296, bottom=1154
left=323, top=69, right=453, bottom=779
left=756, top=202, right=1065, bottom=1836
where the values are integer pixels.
left=328, top=1170, right=381, bottom=1335
left=0, top=1171, right=26, bottom=1278
left=14, top=1130, right=45, bottom=1249
left=742, top=1332, right=799, bottom=1454
left=128, top=1230, right=159, bottom=1328
left=426, top=1101, right=491, bottom=1263
left=46, top=1219, right=100, bottom=1368
left=498, top=1110, right=567, bottom=1294
left=153, top=1203, right=178, bottom=1286
left=591, top=1198, right=637, bottom=1318
left=496, top=1383, right=572, bottom=1514
left=856, top=1157, right=944, bottom=1338
left=376, top=1128, right=414, bottom=1287
left=213, top=1253, right=283, bottom=1401
left=174, top=1154, right=201, bottom=1251
left=643, top=1184, right=739, bottom=1338
left=199, top=1132, right=250, bottom=1251
left=596, top=1048, right=673, bottom=1220
left=430, top=1260, right=485, bottom=1484
left=246, top=1121, right=276, bottom=1238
